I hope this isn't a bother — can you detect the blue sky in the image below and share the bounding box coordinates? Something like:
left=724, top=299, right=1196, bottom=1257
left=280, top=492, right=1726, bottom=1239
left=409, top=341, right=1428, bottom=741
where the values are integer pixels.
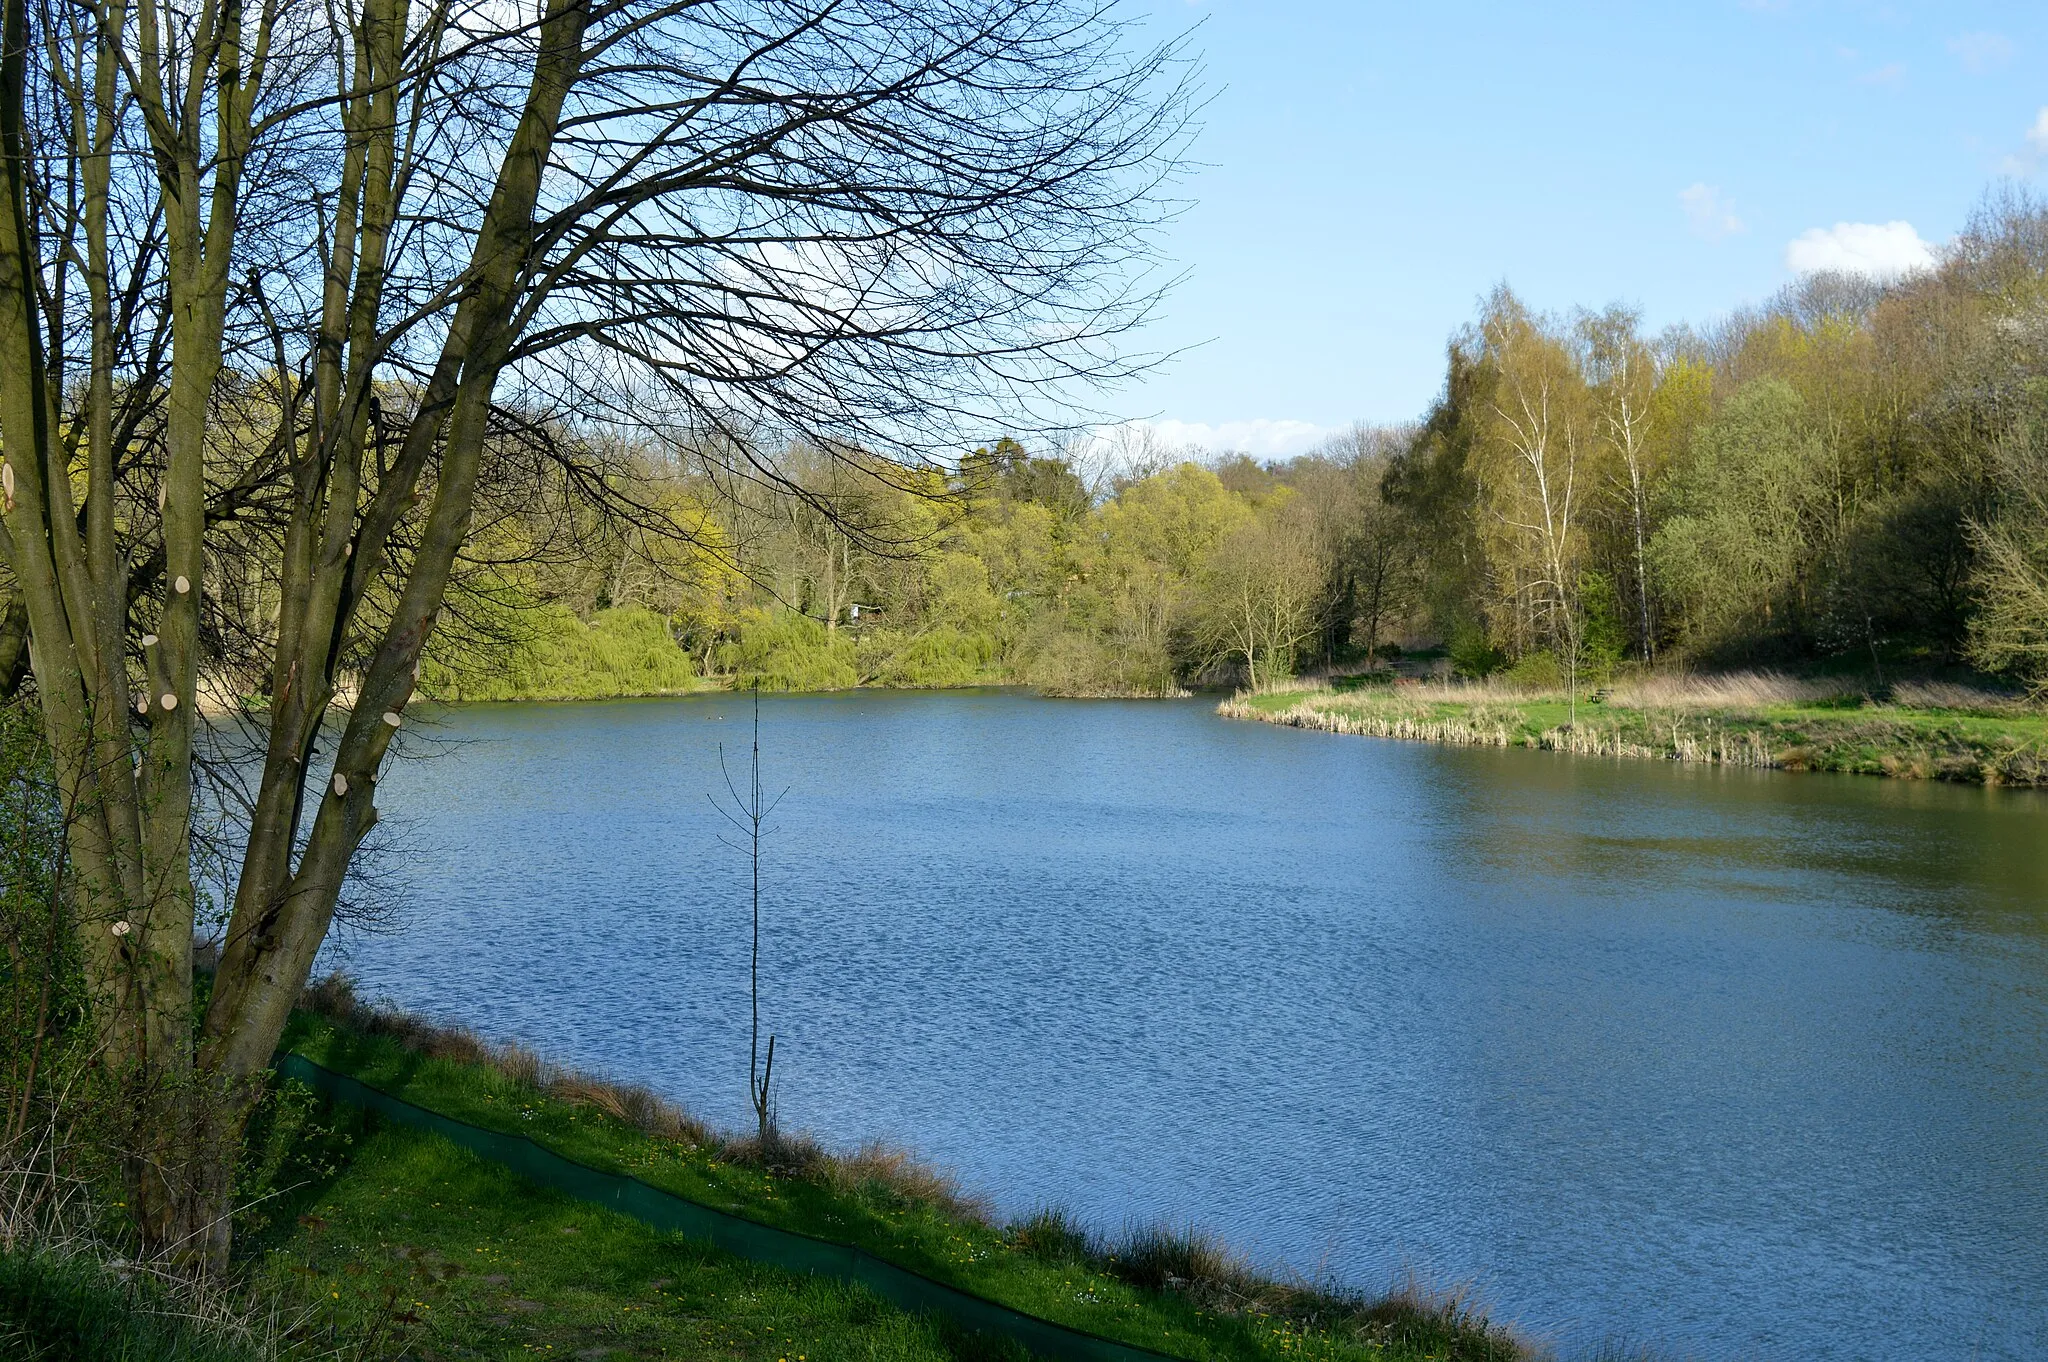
left=1105, top=1, right=2048, bottom=455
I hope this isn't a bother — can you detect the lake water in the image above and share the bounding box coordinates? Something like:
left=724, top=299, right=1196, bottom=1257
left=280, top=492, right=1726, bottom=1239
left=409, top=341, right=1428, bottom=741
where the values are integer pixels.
left=320, top=690, right=2048, bottom=1360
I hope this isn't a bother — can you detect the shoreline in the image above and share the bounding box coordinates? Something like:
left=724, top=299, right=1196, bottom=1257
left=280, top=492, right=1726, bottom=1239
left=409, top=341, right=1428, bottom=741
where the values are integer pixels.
left=1219, top=686, right=2048, bottom=787
left=244, top=982, right=1532, bottom=1362
left=416, top=677, right=1193, bottom=704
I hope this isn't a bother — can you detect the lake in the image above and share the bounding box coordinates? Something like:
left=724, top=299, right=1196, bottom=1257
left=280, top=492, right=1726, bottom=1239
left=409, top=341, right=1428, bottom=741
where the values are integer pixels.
left=318, top=689, right=2048, bottom=1360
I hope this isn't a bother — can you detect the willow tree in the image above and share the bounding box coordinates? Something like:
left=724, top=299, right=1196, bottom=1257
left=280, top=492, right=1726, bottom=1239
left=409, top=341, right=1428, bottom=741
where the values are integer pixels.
left=0, top=0, right=1189, bottom=1264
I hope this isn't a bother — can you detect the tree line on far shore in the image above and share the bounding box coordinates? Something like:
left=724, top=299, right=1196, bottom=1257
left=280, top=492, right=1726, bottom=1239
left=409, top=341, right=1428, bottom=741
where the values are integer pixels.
left=451, top=190, right=2048, bottom=701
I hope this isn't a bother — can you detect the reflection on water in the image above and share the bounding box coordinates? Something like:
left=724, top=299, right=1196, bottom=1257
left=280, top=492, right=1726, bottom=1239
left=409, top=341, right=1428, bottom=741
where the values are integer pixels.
left=322, top=691, right=2048, bottom=1361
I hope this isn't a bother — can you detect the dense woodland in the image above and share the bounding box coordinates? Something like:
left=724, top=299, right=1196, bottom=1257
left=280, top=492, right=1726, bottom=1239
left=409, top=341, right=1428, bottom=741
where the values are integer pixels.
left=444, top=192, right=2048, bottom=701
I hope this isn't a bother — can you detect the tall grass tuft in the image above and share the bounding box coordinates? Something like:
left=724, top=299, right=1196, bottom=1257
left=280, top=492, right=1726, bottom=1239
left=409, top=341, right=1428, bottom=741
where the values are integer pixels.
left=1885, top=679, right=2031, bottom=713
left=0, top=1247, right=278, bottom=1361
left=1604, top=670, right=1851, bottom=710
left=0, top=1166, right=328, bottom=1362
left=1007, top=1208, right=1091, bottom=1263
left=1108, top=1223, right=1245, bottom=1293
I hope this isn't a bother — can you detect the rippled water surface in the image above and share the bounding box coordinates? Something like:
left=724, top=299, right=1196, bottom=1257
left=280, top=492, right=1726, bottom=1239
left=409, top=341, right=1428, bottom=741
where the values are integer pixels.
left=323, top=690, right=2048, bottom=1360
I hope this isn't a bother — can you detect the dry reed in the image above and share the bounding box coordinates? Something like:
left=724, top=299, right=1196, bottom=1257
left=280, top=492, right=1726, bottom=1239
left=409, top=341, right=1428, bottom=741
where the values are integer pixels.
left=1602, top=670, right=1850, bottom=710
left=1884, top=679, right=2031, bottom=713
left=1220, top=697, right=1789, bottom=771
left=1, top=1124, right=336, bottom=1360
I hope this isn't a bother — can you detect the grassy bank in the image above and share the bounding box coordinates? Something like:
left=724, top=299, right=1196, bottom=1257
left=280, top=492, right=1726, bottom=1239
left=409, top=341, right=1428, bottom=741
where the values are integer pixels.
left=203, top=987, right=1532, bottom=1362
left=1221, top=673, right=2048, bottom=786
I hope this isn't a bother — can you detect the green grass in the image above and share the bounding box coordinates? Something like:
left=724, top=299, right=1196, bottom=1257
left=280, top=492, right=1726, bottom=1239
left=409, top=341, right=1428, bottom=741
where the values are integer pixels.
left=1224, top=684, right=2048, bottom=786
left=251, top=1122, right=979, bottom=1361
left=264, top=1013, right=1523, bottom=1362
left=0, top=1248, right=265, bottom=1362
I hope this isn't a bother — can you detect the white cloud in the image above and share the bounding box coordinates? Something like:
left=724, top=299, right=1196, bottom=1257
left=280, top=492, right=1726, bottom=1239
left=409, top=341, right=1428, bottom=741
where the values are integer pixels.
left=1148, top=418, right=1333, bottom=458
left=1948, top=31, right=2015, bottom=73
left=1679, top=183, right=1745, bottom=241
left=1082, top=418, right=1335, bottom=468
left=2028, top=108, right=2048, bottom=157
left=1784, top=222, right=1936, bottom=280
left=1997, top=107, right=2048, bottom=176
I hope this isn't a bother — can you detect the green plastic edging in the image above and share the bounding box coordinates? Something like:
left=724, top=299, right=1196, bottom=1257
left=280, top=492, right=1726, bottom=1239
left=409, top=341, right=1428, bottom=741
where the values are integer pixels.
left=275, top=1052, right=1184, bottom=1362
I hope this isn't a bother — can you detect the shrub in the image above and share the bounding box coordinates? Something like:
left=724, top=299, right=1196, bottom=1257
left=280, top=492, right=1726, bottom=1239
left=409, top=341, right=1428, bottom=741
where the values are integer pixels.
left=425, top=605, right=695, bottom=700
left=715, top=609, right=858, bottom=691
left=1448, top=630, right=1506, bottom=678
left=1107, top=1224, right=1243, bottom=1294
left=1501, top=650, right=1562, bottom=689
left=864, top=626, right=999, bottom=688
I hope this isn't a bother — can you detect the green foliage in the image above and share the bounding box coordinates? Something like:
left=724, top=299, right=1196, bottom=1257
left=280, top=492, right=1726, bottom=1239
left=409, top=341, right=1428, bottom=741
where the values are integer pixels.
left=862, top=626, right=1001, bottom=688
left=1501, top=651, right=1563, bottom=689
left=0, top=1249, right=261, bottom=1362
left=0, top=701, right=91, bottom=1149
left=1649, top=380, right=1828, bottom=655
left=1968, top=426, right=2048, bottom=694
left=1576, top=570, right=1629, bottom=683
left=426, top=605, right=697, bottom=701
left=1099, top=463, right=1249, bottom=578
left=717, top=609, right=859, bottom=691
left=1448, top=630, right=1506, bottom=678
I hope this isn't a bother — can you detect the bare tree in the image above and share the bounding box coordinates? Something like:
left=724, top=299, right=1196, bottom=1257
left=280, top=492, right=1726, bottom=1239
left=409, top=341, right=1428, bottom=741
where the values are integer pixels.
left=1194, top=494, right=1330, bottom=689
left=0, top=0, right=1192, bottom=1263
left=711, top=685, right=786, bottom=1147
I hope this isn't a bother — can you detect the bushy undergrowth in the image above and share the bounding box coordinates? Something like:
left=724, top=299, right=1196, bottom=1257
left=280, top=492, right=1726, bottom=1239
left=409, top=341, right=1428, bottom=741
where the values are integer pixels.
left=0, top=1248, right=266, bottom=1362
left=423, top=604, right=697, bottom=701
left=862, top=624, right=1003, bottom=688
left=716, top=607, right=860, bottom=691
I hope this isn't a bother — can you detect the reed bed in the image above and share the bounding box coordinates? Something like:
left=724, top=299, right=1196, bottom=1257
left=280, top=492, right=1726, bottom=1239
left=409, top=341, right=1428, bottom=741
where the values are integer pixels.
left=1220, top=698, right=1784, bottom=768
left=1882, top=679, right=2033, bottom=714
left=1220, top=673, right=2048, bottom=787
left=1603, top=670, right=1850, bottom=710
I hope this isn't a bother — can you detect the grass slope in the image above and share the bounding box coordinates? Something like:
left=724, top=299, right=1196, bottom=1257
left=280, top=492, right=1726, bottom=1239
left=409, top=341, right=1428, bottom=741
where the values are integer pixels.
left=1223, top=681, right=2048, bottom=786
left=261, top=1013, right=1523, bottom=1362
left=257, top=1123, right=975, bottom=1361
